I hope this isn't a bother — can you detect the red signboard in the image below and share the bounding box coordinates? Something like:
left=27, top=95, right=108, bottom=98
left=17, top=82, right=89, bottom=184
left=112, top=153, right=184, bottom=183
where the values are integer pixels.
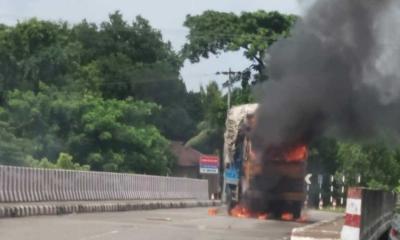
left=200, top=155, right=219, bottom=165
left=199, top=155, right=219, bottom=174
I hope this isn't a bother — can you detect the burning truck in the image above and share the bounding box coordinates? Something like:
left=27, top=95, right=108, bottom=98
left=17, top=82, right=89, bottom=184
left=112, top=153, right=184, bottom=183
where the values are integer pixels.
left=223, top=104, right=307, bottom=220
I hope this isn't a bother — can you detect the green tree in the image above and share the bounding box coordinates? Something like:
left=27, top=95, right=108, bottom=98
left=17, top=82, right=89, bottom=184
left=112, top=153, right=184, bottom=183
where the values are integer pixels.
left=2, top=89, right=174, bottom=174
left=0, top=123, right=34, bottom=166
left=71, top=12, right=198, bottom=141
left=55, top=153, right=90, bottom=170
left=186, top=82, right=226, bottom=154
left=26, top=153, right=90, bottom=170
left=362, top=143, right=400, bottom=189
left=72, top=12, right=183, bottom=102
left=0, top=13, right=201, bottom=142
left=0, top=19, right=79, bottom=96
left=335, top=141, right=400, bottom=190
left=182, top=10, right=296, bottom=84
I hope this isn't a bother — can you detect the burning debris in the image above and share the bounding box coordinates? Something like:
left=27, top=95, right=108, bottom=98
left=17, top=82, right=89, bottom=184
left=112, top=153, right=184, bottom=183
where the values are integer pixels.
left=230, top=204, right=269, bottom=219
left=208, top=208, right=219, bottom=216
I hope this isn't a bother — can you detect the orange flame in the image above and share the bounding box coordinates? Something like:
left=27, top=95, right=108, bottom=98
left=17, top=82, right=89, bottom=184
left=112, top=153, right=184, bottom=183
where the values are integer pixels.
left=208, top=208, right=218, bottom=216
left=281, top=212, right=294, bottom=221
left=284, top=144, right=308, bottom=162
left=230, top=204, right=251, bottom=218
left=230, top=204, right=268, bottom=220
left=257, top=213, right=269, bottom=220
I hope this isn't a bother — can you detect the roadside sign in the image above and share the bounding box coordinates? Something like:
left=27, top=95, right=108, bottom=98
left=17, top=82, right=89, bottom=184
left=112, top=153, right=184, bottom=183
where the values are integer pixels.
left=199, top=155, right=219, bottom=174
left=318, top=174, right=323, bottom=188
left=305, top=173, right=312, bottom=185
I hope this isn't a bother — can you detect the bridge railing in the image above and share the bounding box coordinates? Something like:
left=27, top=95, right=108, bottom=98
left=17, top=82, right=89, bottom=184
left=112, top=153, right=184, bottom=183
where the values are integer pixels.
left=0, top=165, right=209, bottom=202
left=341, top=187, right=397, bottom=240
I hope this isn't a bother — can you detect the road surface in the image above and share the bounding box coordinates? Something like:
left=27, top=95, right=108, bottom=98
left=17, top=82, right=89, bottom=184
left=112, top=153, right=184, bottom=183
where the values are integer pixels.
left=0, top=207, right=341, bottom=240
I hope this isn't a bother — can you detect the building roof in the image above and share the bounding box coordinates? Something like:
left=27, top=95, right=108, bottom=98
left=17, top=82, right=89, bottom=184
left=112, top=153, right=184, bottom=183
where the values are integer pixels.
left=170, top=141, right=202, bottom=167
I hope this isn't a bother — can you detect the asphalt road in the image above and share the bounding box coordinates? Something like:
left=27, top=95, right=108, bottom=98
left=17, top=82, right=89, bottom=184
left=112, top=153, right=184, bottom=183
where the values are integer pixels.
left=0, top=207, right=341, bottom=240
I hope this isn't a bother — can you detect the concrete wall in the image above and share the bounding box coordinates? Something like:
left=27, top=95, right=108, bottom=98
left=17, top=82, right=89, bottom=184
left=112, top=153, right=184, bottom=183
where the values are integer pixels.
left=171, top=167, right=220, bottom=199
left=341, top=187, right=397, bottom=240
left=360, top=188, right=396, bottom=240
left=0, top=165, right=209, bottom=202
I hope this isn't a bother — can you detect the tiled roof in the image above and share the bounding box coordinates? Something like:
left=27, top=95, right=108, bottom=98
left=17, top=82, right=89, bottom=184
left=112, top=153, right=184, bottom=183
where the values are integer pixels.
left=170, top=141, right=202, bottom=167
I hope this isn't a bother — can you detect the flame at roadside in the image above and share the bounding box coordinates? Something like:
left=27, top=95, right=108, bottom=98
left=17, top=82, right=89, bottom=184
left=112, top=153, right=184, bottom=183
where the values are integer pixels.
left=229, top=204, right=268, bottom=220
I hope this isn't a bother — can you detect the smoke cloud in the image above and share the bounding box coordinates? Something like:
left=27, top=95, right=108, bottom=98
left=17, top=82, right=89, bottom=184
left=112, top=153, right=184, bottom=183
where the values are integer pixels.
left=254, top=0, right=400, bottom=148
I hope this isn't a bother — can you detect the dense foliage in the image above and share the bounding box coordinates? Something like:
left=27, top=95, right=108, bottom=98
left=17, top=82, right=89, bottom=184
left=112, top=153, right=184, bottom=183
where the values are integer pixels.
left=0, top=12, right=194, bottom=174
left=0, top=88, right=174, bottom=174
left=308, top=138, right=400, bottom=190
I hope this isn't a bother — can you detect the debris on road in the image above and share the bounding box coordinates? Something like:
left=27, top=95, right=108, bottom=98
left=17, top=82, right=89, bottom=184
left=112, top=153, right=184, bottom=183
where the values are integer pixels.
left=208, top=208, right=218, bottom=216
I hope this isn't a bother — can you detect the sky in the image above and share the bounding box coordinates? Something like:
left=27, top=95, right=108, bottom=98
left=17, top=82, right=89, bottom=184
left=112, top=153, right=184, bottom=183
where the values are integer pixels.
left=0, top=0, right=303, bottom=91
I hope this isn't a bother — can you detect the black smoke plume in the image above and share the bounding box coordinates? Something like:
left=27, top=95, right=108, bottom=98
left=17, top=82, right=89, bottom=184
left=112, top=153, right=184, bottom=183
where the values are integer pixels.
left=243, top=0, right=400, bottom=216
left=254, top=0, right=400, bottom=148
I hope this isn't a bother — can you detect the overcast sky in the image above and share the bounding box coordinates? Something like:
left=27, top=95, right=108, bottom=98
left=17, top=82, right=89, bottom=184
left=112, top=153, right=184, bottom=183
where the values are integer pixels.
left=0, top=0, right=303, bottom=91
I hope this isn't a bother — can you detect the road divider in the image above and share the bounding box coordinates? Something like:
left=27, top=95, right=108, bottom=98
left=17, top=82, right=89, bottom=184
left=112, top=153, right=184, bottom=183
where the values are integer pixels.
left=0, top=165, right=209, bottom=202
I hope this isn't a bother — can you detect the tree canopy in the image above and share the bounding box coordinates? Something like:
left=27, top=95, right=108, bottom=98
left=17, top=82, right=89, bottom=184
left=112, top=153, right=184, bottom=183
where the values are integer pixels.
left=0, top=89, right=173, bottom=174
left=182, top=10, right=297, bottom=84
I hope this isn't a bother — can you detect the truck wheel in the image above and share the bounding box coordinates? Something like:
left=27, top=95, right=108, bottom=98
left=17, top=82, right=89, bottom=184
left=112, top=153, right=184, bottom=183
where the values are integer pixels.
left=292, top=202, right=302, bottom=219
left=226, top=187, right=237, bottom=213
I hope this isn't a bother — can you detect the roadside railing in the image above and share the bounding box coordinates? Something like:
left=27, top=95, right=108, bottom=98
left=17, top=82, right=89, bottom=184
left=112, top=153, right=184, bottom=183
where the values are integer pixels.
left=0, top=165, right=209, bottom=202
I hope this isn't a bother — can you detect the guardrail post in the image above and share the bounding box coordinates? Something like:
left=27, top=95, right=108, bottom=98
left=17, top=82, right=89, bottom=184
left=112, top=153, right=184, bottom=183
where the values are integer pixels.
left=0, top=166, right=5, bottom=202
left=341, top=188, right=362, bottom=240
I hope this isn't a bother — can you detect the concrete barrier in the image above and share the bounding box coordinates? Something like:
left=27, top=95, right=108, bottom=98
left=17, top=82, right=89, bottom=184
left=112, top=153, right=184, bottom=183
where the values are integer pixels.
left=341, top=187, right=397, bottom=240
left=291, top=216, right=343, bottom=240
left=0, top=200, right=221, bottom=218
left=0, top=165, right=209, bottom=203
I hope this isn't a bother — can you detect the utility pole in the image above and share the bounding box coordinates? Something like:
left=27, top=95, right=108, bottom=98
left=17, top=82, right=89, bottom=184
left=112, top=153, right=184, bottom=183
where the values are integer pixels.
left=216, top=69, right=241, bottom=109
left=227, top=68, right=232, bottom=110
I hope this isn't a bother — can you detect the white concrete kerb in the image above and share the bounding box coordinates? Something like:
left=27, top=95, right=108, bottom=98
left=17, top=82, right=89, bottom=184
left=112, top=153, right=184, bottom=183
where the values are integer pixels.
left=290, top=217, right=342, bottom=240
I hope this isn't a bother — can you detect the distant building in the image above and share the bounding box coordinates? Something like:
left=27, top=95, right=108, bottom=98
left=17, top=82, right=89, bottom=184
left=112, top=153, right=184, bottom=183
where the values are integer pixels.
left=170, top=141, right=202, bottom=179
left=170, top=141, right=220, bottom=199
